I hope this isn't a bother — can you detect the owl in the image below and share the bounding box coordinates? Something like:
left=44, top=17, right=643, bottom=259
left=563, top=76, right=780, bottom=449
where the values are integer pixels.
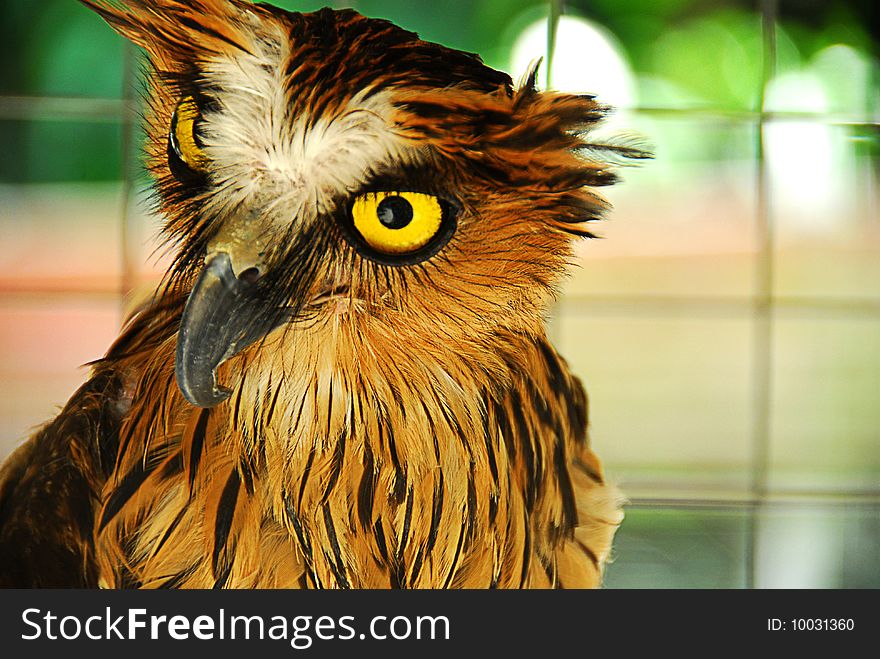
left=0, top=0, right=646, bottom=588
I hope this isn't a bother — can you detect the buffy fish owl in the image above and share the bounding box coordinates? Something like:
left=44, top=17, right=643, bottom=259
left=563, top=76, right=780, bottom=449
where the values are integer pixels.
left=0, top=0, right=647, bottom=588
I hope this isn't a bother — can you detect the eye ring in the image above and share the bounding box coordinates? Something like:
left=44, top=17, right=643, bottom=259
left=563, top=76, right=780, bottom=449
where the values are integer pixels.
left=342, top=191, right=458, bottom=266
left=168, top=96, right=209, bottom=180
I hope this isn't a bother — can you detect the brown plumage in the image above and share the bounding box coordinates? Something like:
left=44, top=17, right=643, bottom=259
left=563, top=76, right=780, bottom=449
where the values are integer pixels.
left=0, top=0, right=645, bottom=588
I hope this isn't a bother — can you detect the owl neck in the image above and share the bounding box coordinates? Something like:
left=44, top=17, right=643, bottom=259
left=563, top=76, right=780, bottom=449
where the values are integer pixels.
left=225, top=314, right=541, bottom=452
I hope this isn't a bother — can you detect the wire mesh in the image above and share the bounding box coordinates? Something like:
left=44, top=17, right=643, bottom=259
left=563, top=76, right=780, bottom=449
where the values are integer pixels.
left=0, top=0, right=877, bottom=587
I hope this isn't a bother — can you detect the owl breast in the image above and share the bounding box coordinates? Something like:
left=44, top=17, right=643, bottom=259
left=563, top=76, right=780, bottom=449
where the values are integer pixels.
left=95, top=309, right=621, bottom=589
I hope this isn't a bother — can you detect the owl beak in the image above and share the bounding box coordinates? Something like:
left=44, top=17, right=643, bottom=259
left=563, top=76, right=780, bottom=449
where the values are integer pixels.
left=175, top=252, right=284, bottom=408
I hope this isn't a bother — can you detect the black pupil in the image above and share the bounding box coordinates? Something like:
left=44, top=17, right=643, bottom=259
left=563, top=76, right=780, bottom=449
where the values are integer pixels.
left=376, top=196, right=414, bottom=230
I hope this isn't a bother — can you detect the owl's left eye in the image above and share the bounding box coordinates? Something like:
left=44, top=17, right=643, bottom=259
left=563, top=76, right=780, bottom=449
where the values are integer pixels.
left=168, top=96, right=209, bottom=178
left=348, top=191, right=455, bottom=264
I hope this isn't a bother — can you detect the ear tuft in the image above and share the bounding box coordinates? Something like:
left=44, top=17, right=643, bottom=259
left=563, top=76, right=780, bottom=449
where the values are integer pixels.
left=79, top=0, right=260, bottom=70
left=518, top=58, right=543, bottom=93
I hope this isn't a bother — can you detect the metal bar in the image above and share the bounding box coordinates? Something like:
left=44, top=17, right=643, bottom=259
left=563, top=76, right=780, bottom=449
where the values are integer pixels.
left=627, top=495, right=880, bottom=511
left=119, top=43, right=137, bottom=309
left=617, top=105, right=879, bottom=125
left=745, top=0, right=780, bottom=590
left=557, top=295, right=880, bottom=316
left=546, top=0, right=562, bottom=88
left=545, top=1, right=563, bottom=345
left=0, top=95, right=133, bottom=122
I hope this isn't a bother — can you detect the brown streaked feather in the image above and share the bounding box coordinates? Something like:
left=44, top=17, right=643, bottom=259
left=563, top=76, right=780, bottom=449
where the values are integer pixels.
left=0, top=370, right=126, bottom=587
left=0, top=2, right=641, bottom=590
left=79, top=0, right=259, bottom=68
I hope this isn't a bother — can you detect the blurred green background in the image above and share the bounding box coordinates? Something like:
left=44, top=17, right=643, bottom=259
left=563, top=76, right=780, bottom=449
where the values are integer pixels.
left=0, top=0, right=877, bottom=588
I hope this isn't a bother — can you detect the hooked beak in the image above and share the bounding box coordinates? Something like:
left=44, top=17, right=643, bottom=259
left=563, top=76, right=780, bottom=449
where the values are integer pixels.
left=175, top=252, right=285, bottom=408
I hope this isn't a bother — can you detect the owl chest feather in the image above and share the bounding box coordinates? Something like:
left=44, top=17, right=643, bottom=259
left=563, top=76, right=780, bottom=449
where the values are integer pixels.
left=95, top=325, right=616, bottom=589
left=91, top=312, right=619, bottom=588
left=213, top=346, right=539, bottom=588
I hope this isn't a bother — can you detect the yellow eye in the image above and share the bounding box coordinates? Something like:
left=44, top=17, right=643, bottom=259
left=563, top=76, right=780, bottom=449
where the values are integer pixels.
left=169, top=96, right=209, bottom=174
left=350, top=191, right=445, bottom=256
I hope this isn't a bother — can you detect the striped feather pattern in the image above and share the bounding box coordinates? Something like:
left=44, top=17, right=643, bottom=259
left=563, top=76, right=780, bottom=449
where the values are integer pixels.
left=87, top=308, right=622, bottom=588
left=0, top=1, right=644, bottom=589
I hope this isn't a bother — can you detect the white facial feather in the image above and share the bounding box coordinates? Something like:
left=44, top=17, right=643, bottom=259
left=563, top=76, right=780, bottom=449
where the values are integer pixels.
left=196, top=21, right=421, bottom=234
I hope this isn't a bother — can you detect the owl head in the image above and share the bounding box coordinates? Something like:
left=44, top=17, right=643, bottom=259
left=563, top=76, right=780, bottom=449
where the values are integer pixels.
left=84, top=0, right=647, bottom=407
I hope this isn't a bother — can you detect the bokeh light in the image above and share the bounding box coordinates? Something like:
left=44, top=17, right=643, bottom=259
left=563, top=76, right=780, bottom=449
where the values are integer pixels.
left=509, top=14, right=636, bottom=109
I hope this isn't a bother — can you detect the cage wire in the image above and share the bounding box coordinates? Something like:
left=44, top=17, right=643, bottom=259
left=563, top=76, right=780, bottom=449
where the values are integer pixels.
left=0, top=0, right=877, bottom=588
